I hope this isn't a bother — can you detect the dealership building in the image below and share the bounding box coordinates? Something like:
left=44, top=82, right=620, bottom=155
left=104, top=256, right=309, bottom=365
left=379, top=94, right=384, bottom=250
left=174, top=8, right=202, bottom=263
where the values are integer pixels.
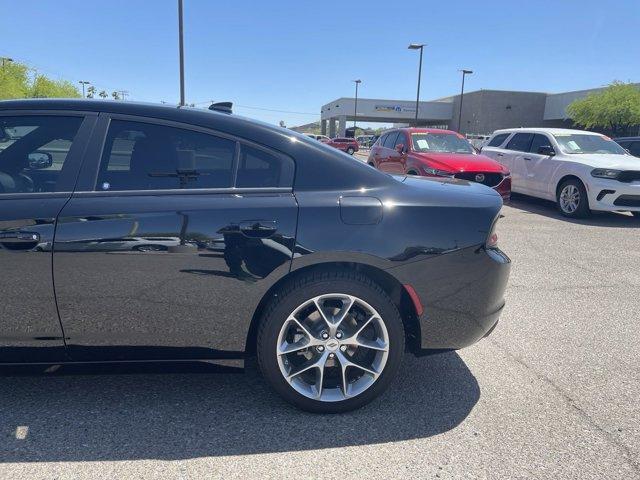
left=319, top=84, right=640, bottom=137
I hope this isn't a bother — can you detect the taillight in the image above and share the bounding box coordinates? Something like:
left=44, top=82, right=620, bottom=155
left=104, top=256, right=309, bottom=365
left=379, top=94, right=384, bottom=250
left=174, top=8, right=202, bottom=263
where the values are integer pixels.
left=486, top=218, right=499, bottom=249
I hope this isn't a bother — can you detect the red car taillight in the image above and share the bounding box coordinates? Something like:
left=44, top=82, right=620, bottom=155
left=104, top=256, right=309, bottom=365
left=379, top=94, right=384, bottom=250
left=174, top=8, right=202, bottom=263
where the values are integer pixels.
left=486, top=217, right=500, bottom=249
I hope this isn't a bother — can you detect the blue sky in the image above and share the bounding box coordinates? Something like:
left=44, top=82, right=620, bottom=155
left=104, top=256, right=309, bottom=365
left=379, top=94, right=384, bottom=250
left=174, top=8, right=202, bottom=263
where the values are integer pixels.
left=2, top=0, right=639, bottom=127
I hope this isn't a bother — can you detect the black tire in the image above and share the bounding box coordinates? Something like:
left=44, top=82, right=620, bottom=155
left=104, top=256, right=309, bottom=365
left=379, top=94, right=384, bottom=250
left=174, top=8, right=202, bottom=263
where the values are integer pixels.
left=556, top=178, right=590, bottom=218
left=407, top=170, right=419, bottom=175
left=346, top=147, right=355, bottom=155
left=257, top=268, right=404, bottom=413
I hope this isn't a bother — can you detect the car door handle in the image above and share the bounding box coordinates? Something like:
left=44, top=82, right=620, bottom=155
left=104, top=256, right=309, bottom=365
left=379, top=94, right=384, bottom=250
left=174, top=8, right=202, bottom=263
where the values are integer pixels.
left=239, top=221, right=277, bottom=238
left=496, top=153, right=504, bottom=157
left=523, top=157, right=532, bottom=161
left=0, top=231, right=41, bottom=243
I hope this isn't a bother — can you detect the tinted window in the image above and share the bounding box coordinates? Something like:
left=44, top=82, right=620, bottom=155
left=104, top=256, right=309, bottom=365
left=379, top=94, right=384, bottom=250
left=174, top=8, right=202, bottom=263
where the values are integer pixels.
left=628, top=141, right=640, bottom=157
left=529, top=134, right=552, bottom=154
left=0, top=115, right=83, bottom=193
left=236, top=144, right=294, bottom=188
left=505, top=133, right=533, bottom=152
left=97, top=120, right=236, bottom=191
left=383, top=132, right=399, bottom=148
left=487, top=133, right=510, bottom=147
left=394, top=131, right=406, bottom=148
left=377, top=134, right=388, bottom=146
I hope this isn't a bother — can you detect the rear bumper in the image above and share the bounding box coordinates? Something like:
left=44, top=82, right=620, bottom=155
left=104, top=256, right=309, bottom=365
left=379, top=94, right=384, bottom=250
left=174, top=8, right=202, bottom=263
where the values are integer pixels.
left=391, top=245, right=511, bottom=351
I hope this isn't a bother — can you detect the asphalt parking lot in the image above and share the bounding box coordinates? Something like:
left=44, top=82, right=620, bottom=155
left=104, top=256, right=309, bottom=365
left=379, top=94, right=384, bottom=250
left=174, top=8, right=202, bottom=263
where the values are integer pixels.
left=1, top=195, right=639, bottom=479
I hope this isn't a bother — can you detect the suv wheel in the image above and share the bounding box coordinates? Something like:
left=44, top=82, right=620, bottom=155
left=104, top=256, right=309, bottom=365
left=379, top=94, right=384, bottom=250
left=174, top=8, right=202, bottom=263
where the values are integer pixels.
left=346, top=147, right=355, bottom=155
left=557, top=179, right=590, bottom=218
left=257, top=269, right=404, bottom=413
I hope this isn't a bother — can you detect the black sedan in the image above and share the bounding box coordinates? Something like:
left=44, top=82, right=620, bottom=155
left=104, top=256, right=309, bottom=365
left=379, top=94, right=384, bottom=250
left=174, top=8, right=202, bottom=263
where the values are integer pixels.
left=0, top=99, right=510, bottom=412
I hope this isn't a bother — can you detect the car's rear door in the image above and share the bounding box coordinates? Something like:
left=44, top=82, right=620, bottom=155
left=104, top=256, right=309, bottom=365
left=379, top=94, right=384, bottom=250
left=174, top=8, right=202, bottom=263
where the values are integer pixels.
left=0, top=110, right=96, bottom=362
left=53, top=114, right=298, bottom=361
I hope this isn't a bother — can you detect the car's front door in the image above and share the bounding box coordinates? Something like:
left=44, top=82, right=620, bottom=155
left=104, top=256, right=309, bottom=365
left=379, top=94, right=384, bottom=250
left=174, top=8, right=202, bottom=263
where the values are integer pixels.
left=0, top=112, right=96, bottom=362
left=504, top=132, right=534, bottom=194
left=523, top=134, right=559, bottom=197
left=378, top=131, right=399, bottom=173
left=53, top=115, right=298, bottom=361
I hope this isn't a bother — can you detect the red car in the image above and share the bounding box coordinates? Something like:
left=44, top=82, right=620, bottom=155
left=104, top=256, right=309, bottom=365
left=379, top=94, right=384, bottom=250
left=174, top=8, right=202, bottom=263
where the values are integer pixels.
left=325, top=137, right=359, bottom=155
left=368, top=128, right=511, bottom=200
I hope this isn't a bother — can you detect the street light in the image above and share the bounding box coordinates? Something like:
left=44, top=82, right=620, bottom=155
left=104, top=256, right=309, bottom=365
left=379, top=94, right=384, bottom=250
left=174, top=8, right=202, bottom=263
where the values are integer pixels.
left=1, top=57, right=13, bottom=67
left=178, top=0, right=185, bottom=106
left=78, top=80, right=91, bottom=98
left=408, top=43, right=426, bottom=125
left=353, top=79, right=361, bottom=129
left=458, top=69, right=473, bottom=134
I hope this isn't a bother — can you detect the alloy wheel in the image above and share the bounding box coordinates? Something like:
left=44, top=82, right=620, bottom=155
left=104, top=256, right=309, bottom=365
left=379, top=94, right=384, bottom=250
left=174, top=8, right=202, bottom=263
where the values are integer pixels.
left=276, top=293, right=389, bottom=402
left=559, top=184, right=580, bottom=214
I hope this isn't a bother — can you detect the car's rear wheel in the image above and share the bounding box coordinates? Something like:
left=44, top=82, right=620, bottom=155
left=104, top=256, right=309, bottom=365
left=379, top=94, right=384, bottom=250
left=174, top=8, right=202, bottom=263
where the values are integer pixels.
left=257, top=269, right=404, bottom=413
left=346, top=147, right=355, bottom=155
left=557, top=179, right=590, bottom=218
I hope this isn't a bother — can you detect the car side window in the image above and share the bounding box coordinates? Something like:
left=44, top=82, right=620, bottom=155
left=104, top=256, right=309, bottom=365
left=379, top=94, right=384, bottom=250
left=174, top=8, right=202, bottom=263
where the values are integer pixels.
left=383, top=132, right=398, bottom=148
left=236, top=144, right=294, bottom=188
left=0, top=115, right=84, bottom=194
left=487, top=133, right=510, bottom=147
left=529, top=134, right=553, bottom=154
left=394, top=132, right=406, bottom=149
left=628, top=141, right=640, bottom=157
left=96, top=120, right=236, bottom=191
left=377, top=134, right=388, bottom=146
left=505, top=133, right=533, bottom=152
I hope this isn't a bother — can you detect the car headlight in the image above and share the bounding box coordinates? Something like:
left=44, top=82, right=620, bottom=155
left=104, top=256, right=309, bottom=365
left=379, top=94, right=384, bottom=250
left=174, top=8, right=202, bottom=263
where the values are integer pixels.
left=424, top=168, right=454, bottom=177
left=591, top=168, right=621, bottom=179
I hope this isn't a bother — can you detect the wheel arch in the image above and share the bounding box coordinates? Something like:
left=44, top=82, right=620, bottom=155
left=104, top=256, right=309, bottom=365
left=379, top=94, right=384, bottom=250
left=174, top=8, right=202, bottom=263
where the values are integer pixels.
left=555, top=173, right=587, bottom=198
left=245, top=261, right=422, bottom=356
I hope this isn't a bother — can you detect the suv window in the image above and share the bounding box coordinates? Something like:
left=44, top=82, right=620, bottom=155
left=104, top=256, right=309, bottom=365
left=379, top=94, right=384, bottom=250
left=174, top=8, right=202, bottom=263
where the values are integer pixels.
left=383, top=132, right=399, bottom=148
left=487, top=133, right=510, bottom=147
left=394, top=131, right=406, bottom=148
left=236, top=144, right=294, bottom=188
left=529, top=134, right=552, bottom=154
left=628, top=141, right=640, bottom=157
left=505, top=133, right=533, bottom=152
left=97, top=120, right=236, bottom=191
left=0, top=115, right=83, bottom=194
left=377, top=134, right=388, bottom=146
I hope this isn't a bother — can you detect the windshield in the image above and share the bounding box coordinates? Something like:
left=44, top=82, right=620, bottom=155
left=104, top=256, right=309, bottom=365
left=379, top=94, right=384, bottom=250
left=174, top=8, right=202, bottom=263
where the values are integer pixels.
left=411, top=133, right=474, bottom=154
left=553, top=133, right=627, bottom=155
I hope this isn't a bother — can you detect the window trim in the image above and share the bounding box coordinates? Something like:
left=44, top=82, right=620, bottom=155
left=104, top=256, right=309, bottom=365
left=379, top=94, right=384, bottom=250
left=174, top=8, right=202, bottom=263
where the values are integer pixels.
left=83, top=113, right=295, bottom=194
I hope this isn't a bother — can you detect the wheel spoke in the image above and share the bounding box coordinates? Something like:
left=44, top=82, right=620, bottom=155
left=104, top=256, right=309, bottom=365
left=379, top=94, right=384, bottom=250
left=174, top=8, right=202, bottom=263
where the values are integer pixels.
left=334, top=295, right=356, bottom=328
left=278, top=338, right=310, bottom=355
left=313, top=298, right=332, bottom=329
left=287, top=351, right=328, bottom=381
left=336, top=351, right=379, bottom=382
left=289, top=317, right=315, bottom=341
left=354, top=337, right=388, bottom=352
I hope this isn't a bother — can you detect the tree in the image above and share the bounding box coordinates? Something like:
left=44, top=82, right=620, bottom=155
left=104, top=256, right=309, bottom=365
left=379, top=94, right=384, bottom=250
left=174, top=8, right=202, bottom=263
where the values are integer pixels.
left=111, top=91, right=120, bottom=100
left=86, top=85, right=96, bottom=98
left=98, top=90, right=108, bottom=98
left=567, top=81, right=640, bottom=136
left=0, top=60, right=81, bottom=99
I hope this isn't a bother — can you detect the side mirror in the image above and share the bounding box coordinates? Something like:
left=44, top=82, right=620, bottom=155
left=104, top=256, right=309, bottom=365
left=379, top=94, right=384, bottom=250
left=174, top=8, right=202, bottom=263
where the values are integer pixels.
left=395, top=143, right=405, bottom=154
left=28, top=152, right=53, bottom=169
left=537, top=145, right=555, bottom=156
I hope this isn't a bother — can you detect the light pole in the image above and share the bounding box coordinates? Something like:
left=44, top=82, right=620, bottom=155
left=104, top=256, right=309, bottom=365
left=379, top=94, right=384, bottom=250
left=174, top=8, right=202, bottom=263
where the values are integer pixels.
left=178, top=0, right=185, bottom=106
left=1, top=57, right=13, bottom=67
left=353, top=79, right=361, bottom=129
left=78, top=80, right=90, bottom=98
left=458, top=69, right=473, bottom=134
left=408, top=43, right=425, bottom=125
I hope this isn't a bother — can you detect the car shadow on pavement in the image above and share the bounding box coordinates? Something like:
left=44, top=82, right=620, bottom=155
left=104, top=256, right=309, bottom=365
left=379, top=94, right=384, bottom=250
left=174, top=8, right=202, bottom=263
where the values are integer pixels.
left=508, top=193, right=640, bottom=228
left=0, top=352, right=478, bottom=462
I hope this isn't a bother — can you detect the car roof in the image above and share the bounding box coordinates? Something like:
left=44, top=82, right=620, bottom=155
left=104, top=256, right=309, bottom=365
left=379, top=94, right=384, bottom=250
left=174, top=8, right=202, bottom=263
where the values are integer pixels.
left=490, top=127, right=602, bottom=136
left=615, top=136, right=640, bottom=141
left=397, top=127, right=458, bottom=135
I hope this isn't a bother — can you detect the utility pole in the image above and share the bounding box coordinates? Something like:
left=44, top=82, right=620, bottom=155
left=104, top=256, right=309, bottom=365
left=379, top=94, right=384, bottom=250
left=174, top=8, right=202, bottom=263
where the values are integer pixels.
left=1, top=57, right=13, bottom=67
left=458, top=70, right=473, bottom=134
left=119, top=90, right=129, bottom=101
left=178, top=0, right=186, bottom=106
left=78, top=80, right=91, bottom=98
left=353, top=79, right=361, bottom=128
left=408, top=44, right=426, bottom=125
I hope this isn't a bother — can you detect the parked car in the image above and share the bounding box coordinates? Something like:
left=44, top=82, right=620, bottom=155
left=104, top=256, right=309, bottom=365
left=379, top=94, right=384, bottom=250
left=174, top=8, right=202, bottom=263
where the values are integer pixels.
left=326, top=137, right=359, bottom=155
left=356, top=135, right=375, bottom=148
left=368, top=128, right=511, bottom=201
left=482, top=128, right=640, bottom=218
left=305, top=134, right=331, bottom=143
left=0, top=99, right=510, bottom=413
left=615, top=136, right=640, bottom=158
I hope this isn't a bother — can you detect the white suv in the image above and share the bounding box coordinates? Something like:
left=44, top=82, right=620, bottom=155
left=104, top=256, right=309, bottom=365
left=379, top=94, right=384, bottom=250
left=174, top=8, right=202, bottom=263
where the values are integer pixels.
left=482, top=128, right=640, bottom=218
